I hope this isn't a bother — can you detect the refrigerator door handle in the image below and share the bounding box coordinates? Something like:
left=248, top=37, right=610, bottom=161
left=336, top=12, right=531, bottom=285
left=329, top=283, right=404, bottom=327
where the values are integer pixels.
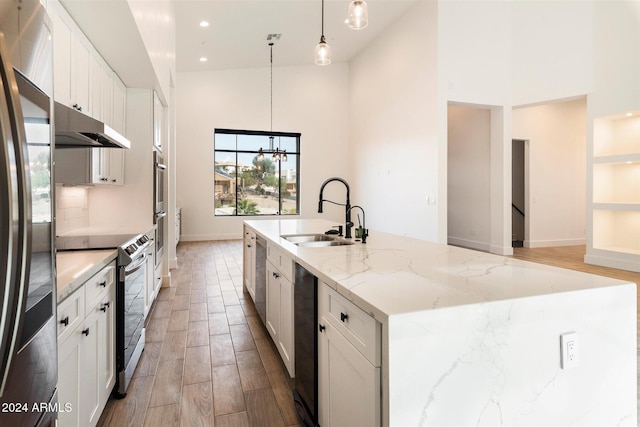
left=0, top=31, right=31, bottom=397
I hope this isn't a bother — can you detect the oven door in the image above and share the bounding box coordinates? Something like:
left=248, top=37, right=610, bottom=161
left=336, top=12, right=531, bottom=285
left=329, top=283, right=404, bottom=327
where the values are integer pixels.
left=153, top=151, right=165, bottom=214
left=154, top=211, right=165, bottom=268
left=115, top=252, right=146, bottom=396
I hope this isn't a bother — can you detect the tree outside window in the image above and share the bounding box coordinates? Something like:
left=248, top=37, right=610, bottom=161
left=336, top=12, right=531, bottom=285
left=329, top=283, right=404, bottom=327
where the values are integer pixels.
left=214, top=129, right=300, bottom=216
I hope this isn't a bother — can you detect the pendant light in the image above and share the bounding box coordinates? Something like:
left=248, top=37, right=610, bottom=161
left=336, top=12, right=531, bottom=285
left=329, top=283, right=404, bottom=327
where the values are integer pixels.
left=315, top=0, right=331, bottom=65
left=347, top=0, right=368, bottom=30
left=258, top=42, right=288, bottom=163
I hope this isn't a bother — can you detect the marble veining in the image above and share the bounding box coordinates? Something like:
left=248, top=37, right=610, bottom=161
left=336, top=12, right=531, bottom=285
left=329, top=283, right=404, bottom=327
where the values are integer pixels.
left=246, top=219, right=637, bottom=426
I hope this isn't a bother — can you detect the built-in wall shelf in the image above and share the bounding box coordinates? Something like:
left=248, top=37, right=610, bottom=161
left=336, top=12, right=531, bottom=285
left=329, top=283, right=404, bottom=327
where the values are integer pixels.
left=586, top=111, right=640, bottom=272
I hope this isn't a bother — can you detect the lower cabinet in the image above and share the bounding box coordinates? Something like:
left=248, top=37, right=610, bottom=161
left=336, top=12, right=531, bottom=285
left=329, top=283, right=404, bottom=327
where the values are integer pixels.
left=266, top=259, right=294, bottom=377
left=318, top=282, right=381, bottom=427
left=58, top=262, right=116, bottom=427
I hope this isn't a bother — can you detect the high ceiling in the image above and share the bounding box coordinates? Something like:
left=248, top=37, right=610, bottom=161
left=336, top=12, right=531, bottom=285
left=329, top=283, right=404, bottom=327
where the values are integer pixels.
left=174, top=0, right=416, bottom=71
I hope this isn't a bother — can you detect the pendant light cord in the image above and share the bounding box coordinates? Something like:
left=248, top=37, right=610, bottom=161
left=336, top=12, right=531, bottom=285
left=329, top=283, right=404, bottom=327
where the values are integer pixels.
left=270, top=42, right=273, bottom=134
left=321, top=0, right=325, bottom=37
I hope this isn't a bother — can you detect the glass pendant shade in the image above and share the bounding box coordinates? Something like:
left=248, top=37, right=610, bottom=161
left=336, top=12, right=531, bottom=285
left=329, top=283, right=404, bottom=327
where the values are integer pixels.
left=347, top=0, right=368, bottom=30
left=315, top=36, right=331, bottom=65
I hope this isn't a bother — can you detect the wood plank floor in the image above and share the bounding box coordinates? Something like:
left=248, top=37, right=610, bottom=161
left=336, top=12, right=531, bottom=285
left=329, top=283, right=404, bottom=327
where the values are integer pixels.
left=97, top=240, right=302, bottom=427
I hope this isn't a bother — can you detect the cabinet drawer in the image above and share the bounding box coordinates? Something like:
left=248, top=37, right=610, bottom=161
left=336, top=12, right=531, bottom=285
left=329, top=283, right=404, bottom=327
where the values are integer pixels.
left=85, top=262, right=115, bottom=310
left=320, top=283, right=381, bottom=367
left=267, top=241, right=279, bottom=266
left=58, top=286, right=85, bottom=341
left=267, top=241, right=294, bottom=282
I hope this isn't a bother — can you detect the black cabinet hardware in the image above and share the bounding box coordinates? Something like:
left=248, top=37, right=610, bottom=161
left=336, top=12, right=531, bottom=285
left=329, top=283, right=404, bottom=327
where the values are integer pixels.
left=318, top=324, right=326, bottom=333
left=60, top=316, right=69, bottom=326
left=82, top=328, right=90, bottom=336
left=340, top=312, right=349, bottom=322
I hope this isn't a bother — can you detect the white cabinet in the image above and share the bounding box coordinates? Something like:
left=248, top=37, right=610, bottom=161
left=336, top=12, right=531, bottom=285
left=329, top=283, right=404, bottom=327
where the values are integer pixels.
left=243, top=228, right=256, bottom=300
left=51, top=0, right=127, bottom=132
left=153, top=91, right=163, bottom=152
left=112, top=75, right=127, bottom=135
left=586, top=111, right=640, bottom=272
left=145, top=243, right=155, bottom=318
left=55, top=147, right=125, bottom=186
left=58, top=262, right=116, bottom=427
left=175, top=208, right=182, bottom=246
left=266, top=259, right=294, bottom=377
left=52, top=2, right=91, bottom=115
left=318, top=282, right=381, bottom=427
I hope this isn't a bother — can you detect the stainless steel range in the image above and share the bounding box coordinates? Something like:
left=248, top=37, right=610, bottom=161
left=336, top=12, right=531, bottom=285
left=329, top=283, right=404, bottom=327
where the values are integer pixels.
left=56, top=232, right=151, bottom=398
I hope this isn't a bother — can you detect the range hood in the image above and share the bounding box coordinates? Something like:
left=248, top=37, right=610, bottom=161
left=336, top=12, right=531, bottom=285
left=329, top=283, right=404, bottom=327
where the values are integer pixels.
left=54, top=101, right=131, bottom=149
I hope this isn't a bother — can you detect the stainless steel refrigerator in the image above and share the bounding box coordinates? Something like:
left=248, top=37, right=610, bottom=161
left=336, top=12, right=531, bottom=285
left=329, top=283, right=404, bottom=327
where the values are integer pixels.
left=0, top=1, right=57, bottom=426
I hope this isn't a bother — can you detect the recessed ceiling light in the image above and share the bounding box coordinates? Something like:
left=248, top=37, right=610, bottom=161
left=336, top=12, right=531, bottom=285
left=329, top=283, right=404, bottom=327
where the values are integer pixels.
left=200, top=21, right=209, bottom=28
left=199, top=57, right=208, bottom=62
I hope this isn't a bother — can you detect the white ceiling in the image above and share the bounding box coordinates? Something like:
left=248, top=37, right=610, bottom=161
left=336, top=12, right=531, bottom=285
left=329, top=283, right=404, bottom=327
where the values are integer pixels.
left=174, top=0, right=416, bottom=71
left=61, top=0, right=415, bottom=86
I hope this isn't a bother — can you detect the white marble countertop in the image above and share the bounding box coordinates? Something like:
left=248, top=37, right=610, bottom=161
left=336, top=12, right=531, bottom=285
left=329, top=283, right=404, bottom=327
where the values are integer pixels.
left=56, top=250, right=117, bottom=303
left=245, top=219, right=633, bottom=322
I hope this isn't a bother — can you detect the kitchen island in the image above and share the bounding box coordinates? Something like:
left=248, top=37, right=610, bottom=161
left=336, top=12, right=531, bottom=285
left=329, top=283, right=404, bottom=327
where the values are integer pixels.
left=245, top=219, right=636, bottom=426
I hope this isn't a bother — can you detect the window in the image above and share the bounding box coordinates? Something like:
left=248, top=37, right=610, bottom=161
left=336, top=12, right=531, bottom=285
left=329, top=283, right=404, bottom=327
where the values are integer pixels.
left=214, top=129, right=300, bottom=216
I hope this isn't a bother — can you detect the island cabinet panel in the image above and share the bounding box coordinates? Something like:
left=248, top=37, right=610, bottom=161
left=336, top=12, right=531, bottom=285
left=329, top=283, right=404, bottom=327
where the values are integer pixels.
left=243, top=227, right=256, bottom=300
left=319, top=283, right=381, bottom=427
left=266, top=259, right=295, bottom=377
left=57, top=262, right=116, bottom=427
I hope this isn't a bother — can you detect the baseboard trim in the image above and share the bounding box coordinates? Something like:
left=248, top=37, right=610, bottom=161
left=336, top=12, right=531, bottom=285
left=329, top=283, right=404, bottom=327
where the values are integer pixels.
left=524, top=238, right=586, bottom=248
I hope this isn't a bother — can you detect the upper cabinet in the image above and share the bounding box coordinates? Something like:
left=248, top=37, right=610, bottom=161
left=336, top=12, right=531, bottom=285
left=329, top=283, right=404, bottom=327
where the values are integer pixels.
left=52, top=0, right=126, bottom=136
left=153, top=91, right=163, bottom=152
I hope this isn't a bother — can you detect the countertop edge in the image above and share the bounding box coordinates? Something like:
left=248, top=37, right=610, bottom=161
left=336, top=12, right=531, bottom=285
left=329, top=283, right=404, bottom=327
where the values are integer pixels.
left=56, top=249, right=118, bottom=304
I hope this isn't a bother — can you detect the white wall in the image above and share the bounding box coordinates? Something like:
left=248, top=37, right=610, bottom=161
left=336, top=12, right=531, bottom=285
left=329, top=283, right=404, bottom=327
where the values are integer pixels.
left=126, top=0, right=176, bottom=103
left=176, top=64, right=350, bottom=241
left=349, top=1, right=439, bottom=242
left=511, top=1, right=594, bottom=106
left=447, top=105, right=492, bottom=251
left=89, top=89, right=155, bottom=229
left=513, top=98, right=587, bottom=247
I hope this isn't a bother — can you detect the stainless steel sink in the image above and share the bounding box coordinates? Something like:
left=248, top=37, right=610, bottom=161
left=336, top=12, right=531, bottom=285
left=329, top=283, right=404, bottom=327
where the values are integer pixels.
left=281, top=234, right=336, bottom=243
left=295, top=240, right=354, bottom=248
left=281, top=234, right=354, bottom=247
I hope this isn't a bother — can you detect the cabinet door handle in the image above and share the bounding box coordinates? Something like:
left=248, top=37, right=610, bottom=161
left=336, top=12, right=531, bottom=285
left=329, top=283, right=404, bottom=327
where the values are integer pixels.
left=98, top=281, right=107, bottom=288
left=100, top=302, right=110, bottom=312
left=60, top=316, right=69, bottom=327
left=272, top=272, right=280, bottom=279
left=340, top=312, right=349, bottom=322
left=82, top=328, right=90, bottom=336
left=318, top=324, right=326, bottom=333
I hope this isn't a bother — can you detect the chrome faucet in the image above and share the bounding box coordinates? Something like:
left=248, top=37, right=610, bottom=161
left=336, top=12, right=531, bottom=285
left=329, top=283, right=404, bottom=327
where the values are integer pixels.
left=318, top=177, right=352, bottom=239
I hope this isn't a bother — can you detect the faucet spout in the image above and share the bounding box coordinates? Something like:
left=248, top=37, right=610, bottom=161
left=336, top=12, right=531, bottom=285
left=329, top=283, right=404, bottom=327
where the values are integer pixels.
left=318, top=177, right=352, bottom=238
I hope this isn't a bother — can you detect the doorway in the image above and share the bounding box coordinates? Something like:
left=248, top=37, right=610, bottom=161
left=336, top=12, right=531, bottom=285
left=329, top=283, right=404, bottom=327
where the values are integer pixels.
left=512, top=139, right=526, bottom=247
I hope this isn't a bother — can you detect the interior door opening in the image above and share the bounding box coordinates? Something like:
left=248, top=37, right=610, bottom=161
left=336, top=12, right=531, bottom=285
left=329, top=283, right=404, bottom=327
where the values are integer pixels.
left=512, top=139, right=526, bottom=247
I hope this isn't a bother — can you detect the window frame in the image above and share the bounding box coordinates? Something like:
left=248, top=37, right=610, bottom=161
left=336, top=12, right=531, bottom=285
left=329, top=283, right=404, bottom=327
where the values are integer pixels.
left=214, top=128, right=301, bottom=217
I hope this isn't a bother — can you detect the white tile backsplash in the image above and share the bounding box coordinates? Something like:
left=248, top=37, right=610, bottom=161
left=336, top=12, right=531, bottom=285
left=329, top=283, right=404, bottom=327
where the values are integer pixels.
left=55, top=184, right=89, bottom=235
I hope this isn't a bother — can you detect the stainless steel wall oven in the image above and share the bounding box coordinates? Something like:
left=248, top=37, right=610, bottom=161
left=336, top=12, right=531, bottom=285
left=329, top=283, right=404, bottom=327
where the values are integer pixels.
left=153, top=151, right=165, bottom=267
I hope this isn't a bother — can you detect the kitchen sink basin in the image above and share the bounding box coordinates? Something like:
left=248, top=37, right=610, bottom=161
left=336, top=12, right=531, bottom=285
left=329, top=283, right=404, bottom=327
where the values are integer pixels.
left=281, top=234, right=354, bottom=247
left=281, top=234, right=336, bottom=243
left=295, top=240, right=354, bottom=248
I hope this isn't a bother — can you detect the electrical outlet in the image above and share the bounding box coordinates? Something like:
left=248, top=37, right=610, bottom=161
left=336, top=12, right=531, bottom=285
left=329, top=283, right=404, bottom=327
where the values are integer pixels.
left=560, top=332, right=579, bottom=369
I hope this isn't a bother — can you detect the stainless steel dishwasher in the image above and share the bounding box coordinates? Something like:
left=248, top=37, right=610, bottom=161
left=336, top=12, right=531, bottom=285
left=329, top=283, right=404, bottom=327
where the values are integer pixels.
left=254, top=235, right=267, bottom=324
